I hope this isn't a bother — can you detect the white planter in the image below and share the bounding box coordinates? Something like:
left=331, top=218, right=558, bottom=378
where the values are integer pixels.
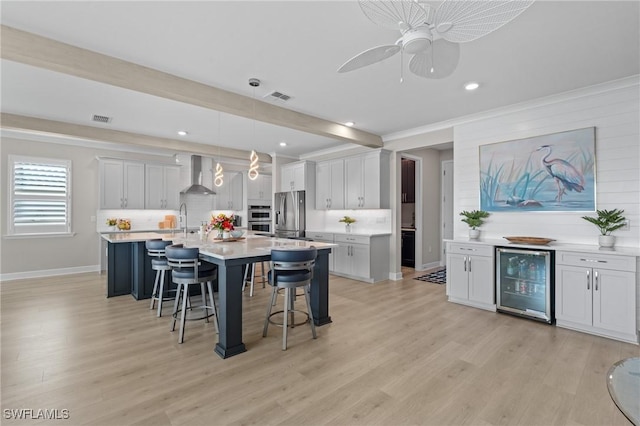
left=598, top=235, right=616, bottom=248
left=469, top=229, right=480, bottom=239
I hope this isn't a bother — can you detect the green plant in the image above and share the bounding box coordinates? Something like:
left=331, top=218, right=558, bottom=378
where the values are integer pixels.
left=581, top=209, right=626, bottom=235
left=460, top=210, right=490, bottom=230
left=338, top=216, right=356, bottom=225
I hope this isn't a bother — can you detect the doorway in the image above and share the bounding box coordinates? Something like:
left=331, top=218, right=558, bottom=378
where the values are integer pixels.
left=401, top=157, right=418, bottom=269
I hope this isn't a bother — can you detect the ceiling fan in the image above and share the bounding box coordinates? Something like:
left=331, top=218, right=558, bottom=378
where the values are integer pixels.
left=338, top=0, right=535, bottom=79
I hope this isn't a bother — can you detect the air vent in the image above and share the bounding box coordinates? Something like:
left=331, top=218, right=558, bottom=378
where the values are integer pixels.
left=264, top=91, right=292, bottom=102
left=92, top=114, right=111, bottom=123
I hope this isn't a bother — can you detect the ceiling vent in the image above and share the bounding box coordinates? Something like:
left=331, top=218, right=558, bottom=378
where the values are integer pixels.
left=264, top=91, right=292, bottom=102
left=92, top=114, right=112, bottom=123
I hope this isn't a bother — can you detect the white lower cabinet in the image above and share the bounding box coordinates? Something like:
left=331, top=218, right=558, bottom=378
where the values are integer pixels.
left=330, top=233, right=389, bottom=283
left=446, top=242, right=495, bottom=311
left=555, top=251, right=637, bottom=343
left=307, top=232, right=334, bottom=272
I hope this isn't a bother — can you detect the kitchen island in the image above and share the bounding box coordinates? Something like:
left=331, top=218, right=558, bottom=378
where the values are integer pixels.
left=101, top=232, right=335, bottom=358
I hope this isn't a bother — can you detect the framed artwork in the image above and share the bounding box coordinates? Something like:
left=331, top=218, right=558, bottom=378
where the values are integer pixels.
left=479, top=127, right=596, bottom=212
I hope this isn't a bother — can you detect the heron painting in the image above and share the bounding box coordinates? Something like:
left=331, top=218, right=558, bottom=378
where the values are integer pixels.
left=479, top=127, right=595, bottom=212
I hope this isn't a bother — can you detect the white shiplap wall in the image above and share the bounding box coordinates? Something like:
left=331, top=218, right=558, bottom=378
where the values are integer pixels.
left=453, top=78, right=640, bottom=248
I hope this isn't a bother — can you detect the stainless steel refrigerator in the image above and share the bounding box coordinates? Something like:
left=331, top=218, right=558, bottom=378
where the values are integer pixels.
left=274, top=190, right=305, bottom=238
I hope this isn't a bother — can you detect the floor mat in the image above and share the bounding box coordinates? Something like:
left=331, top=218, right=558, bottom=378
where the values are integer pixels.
left=414, top=268, right=446, bottom=284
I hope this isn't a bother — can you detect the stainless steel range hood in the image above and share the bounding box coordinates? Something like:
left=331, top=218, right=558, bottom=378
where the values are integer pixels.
left=180, top=155, right=216, bottom=195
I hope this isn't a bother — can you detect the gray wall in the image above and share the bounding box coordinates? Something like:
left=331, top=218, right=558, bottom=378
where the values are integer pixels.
left=0, top=136, right=172, bottom=278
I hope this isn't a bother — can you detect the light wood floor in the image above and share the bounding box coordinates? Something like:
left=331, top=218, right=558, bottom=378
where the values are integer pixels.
left=1, top=267, right=638, bottom=426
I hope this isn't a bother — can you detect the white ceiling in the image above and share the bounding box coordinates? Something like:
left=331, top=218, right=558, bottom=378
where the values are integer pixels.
left=1, top=1, right=639, bottom=158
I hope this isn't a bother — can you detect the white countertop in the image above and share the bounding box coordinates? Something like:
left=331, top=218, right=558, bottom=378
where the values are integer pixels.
left=306, top=229, right=392, bottom=237
left=445, top=238, right=640, bottom=257
left=101, top=232, right=336, bottom=260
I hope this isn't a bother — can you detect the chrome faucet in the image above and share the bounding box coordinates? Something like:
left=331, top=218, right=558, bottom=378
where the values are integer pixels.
left=179, top=202, right=188, bottom=237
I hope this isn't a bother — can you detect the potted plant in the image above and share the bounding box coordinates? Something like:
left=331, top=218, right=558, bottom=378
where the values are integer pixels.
left=460, top=210, right=490, bottom=239
left=581, top=209, right=626, bottom=248
left=339, top=216, right=356, bottom=233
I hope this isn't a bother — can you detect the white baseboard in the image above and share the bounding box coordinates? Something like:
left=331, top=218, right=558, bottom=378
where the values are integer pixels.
left=0, top=265, right=100, bottom=282
left=389, top=272, right=403, bottom=281
left=419, top=261, right=442, bottom=271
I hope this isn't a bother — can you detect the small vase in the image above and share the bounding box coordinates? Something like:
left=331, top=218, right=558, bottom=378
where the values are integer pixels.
left=598, top=235, right=615, bottom=248
left=223, top=231, right=231, bottom=239
left=216, top=230, right=224, bottom=239
left=345, top=224, right=351, bottom=233
left=469, top=229, right=480, bottom=239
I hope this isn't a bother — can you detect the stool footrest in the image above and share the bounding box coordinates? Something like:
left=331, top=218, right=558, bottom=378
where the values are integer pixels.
left=267, top=309, right=310, bottom=328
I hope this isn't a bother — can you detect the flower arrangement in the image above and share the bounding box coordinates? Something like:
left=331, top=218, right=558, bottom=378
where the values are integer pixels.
left=208, top=213, right=235, bottom=233
left=338, top=216, right=356, bottom=225
left=106, top=218, right=118, bottom=226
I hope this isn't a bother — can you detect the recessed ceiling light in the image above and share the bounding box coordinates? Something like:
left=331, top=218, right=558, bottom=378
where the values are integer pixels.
left=177, top=130, right=188, bottom=136
left=464, top=82, right=479, bottom=91
left=279, top=141, right=287, bottom=147
left=345, top=121, right=355, bottom=127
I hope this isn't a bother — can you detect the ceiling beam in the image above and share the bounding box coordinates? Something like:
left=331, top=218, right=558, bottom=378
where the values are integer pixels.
left=1, top=25, right=383, bottom=149
left=1, top=113, right=272, bottom=162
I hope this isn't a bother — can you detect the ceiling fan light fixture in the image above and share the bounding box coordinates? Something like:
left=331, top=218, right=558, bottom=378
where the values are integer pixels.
left=464, top=82, right=479, bottom=91
left=401, top=26, right=432, bottom=54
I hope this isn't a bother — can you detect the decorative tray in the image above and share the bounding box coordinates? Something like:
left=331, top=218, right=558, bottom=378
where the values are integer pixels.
left=212, top=237, right=245, bottom=242
left=503, top=236, right=555, bottom=245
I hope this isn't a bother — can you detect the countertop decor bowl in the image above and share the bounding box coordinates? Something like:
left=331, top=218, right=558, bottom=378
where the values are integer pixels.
left=503, top=236, right=555, bottom=245
left=230, top=230, right=244, bottom=238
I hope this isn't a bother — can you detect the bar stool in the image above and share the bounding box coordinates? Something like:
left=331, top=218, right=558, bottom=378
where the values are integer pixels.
left=165, top=244, right=219, bottom=344
left=263, top=248, right=317, bottom=350
left=146, top=239, right=173, bottom=317
left=242, top=261, right=268, bottom=297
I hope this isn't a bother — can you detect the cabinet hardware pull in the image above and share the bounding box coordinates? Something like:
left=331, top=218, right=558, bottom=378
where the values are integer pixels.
left=468, top=257, right=472, bottom=272
left=579, top=258, right=607, bottom=263
left=594, top=270, right=599, bottom=291
left=463, top=256, right=467, bottom=272
left=586, top=270, right=590, bottom=290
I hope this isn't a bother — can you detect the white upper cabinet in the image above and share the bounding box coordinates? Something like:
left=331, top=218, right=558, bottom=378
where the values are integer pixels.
left=247, top=173, right=272, bottom=204
left=215, top=172, right=243, bottom=210
left=99, top=159, right=145, bottom=209
left=315, top=159, right=344, bottom=210
left=145, top=164, right=181, bottom=209
left=280, top=161, right=314, bottom=192
left=344, top=150, right=390, bottom=209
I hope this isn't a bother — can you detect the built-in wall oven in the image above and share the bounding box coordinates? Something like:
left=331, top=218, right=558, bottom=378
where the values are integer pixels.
left=248, top=205, right=272, bottom=234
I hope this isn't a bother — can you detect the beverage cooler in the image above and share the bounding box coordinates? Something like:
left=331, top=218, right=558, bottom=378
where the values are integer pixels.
left=496, top=247, right=554, bottom=324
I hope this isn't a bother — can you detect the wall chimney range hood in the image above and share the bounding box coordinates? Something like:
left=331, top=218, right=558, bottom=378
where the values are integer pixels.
left=181, top=155, right=216, bottom=195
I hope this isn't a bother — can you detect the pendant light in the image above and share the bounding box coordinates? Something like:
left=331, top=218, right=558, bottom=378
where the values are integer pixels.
left=214, top=112, right=224, bottom=187
left=248, top=78, right=260, bottom=180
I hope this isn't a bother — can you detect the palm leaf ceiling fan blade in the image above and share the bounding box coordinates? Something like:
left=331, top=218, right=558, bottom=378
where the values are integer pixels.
left=338, top=44, right=402, bottom=73
left=359, top=0, right=428, bottom=31
left=434, top=0, right=535, bottom=43
left=409, top=39, right=460, bottom=79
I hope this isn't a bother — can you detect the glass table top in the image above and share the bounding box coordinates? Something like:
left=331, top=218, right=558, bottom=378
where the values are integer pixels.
left=607, top=357, right=640, bottom=425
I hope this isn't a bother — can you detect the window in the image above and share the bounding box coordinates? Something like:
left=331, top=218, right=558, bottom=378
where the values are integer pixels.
left=8, top=155, right=72, bottom=235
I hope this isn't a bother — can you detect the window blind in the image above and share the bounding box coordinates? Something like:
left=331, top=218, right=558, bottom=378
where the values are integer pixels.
left=10, top=156, right=71, bottom=234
